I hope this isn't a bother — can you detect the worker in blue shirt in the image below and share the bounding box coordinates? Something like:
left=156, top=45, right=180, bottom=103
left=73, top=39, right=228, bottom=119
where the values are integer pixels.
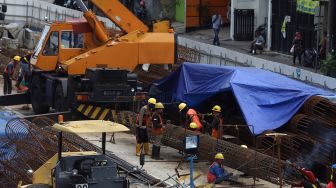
left=3, top=56, right=20, bottom=95
left=207, top=153, right=233, bottom=184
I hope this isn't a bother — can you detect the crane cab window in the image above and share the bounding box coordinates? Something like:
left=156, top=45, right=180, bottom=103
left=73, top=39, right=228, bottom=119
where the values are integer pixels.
left=61, top=31, right=84, bottom=49
left=43, top=31, right=59, bottom=56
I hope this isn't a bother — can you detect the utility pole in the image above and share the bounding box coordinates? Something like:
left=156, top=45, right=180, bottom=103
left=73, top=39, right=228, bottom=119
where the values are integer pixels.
left=328, top=0, right=336, bottom=52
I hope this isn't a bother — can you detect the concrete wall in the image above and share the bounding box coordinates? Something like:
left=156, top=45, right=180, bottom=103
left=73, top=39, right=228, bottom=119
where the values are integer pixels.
left=230, top=0, right=268, bottom=40
left=0, top=0, right=116, bottom=30
left=178, top=36, right=336, bottom=92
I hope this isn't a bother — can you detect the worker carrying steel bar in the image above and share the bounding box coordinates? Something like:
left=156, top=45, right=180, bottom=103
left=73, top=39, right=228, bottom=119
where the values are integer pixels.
left=135, top=98, right=156, bottom=156
left=327, top=164, right=336, bottom=188
left=151, top=102, right=165, bottom=160
left=178, top=102, right=203, bottom=131
left=207, top=153, right=233, bottom=184
left=289, top=162, right=321, bottom=188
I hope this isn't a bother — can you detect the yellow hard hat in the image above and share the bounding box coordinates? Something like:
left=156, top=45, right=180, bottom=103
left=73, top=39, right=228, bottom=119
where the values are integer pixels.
left=215, top=153, right=224, bottom=160
left=212, top=105, right=221, bottom=112
left=178, top=103, right=187, bottom=111
left=241, top=145, right=248, bottom=149
left=13, top=56, right=21, bottom=61
left=189, top=122, right=197, bottom=129
left=148, top=98, right=156, bottom=105
left=155, top=102, right=164, bottom=109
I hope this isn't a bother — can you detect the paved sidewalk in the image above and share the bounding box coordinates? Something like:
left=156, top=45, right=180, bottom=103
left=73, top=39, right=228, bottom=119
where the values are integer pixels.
left=181, top=27, right=322, bottom=74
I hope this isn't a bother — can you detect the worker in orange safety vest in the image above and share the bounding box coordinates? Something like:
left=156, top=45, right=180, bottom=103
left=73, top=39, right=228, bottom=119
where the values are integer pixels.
left=208, top=153, right=233, bottom=184
left=178, top=103, right=203, bottom=131
left=135, top=98, right=156, bottom=156
left=210, top=105, right=223, bottom=139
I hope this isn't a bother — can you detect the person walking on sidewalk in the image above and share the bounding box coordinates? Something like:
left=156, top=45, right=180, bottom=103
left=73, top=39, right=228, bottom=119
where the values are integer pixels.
left=151, top=102, right=165, bottom=160
left=292, top=32, right=303, bottom=65
left=135, top=98, right=156, bottom=156
left=212, top=12, right=223, bottom=46
left=3, top=56, right=20, bottom=95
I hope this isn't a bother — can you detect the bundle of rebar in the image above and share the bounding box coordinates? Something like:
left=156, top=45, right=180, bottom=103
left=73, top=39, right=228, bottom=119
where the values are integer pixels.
left=302, top=96, right=336, bottom=126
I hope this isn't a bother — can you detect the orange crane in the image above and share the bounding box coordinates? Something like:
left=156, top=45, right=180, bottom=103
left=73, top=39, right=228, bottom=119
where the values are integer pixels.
left=28, top=0, right=176, bottom=114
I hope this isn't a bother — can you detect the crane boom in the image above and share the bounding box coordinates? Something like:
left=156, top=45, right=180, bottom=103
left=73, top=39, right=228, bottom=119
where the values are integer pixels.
left=90, top=0, right=149, bottom=33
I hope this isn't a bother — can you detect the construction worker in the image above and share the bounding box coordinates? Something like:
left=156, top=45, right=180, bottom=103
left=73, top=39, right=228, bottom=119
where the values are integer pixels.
left=207, top=153, right=233, bottom=184
left=290, top=163, right=321, bottom=188
left=151, top=102, right=165, bottom=160
left=178, top=103, right=203, bottom=131
left=16, top=52, right=32, bottom=89
left=210, top=105, right=223, bottom=139
left=327, top=164, right=336, bottom=188
left=189, top=122, right=198, bottom=132
left=3, top=56, right=20, bottom=95
left=135, top=98, right=156, bottom=156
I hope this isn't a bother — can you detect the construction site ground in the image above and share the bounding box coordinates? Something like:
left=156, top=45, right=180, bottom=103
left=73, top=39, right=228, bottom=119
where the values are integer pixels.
left=0, top=74, right=281, bottom=187
left=182, top=27, right=322, bottom=74
left=81, top=132, right=281, bottom=187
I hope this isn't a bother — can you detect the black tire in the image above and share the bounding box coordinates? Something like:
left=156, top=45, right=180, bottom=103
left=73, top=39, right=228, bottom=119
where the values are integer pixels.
left=31, top=75, right=49, bottom=114
left=26, top=184, right=50, bottom=188
left=54, top=84, right=67, bottom=112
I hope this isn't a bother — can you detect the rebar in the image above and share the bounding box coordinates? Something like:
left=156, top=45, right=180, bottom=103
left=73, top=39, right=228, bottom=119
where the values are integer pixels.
left=302, top=96, right=336, bottom=125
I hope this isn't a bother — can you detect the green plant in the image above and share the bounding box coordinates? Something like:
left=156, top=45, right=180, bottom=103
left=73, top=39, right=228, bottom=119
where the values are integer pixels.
left=320, top=54, right=336, bottom=78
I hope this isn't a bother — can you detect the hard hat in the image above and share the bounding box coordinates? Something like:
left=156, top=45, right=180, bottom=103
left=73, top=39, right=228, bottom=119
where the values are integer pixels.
left=215, top=153, right=224, bottom=160
left=13, top=56, right=21, bottom=61
left=241, top=145, right=248, bottom=149
left=189, top=122, right=197, bottom=129
left=178, top=103, right=187, bottom=111
left=212, top=105, right=221, bottom=112
left=148, top=98, right=156, bottom=105
left=155, top=102, right=164, bottom=109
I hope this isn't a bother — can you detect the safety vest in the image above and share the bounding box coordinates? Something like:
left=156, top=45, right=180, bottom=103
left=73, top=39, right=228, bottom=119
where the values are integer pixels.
left=211, top=117, right=223, bottom=139
left=151, top=112, right=163, bottom=135
left=136, top=106, right=151, bottom=127
left=207, top=162, right=218, bottom=183
left=187, top=108, right=203, bottom=131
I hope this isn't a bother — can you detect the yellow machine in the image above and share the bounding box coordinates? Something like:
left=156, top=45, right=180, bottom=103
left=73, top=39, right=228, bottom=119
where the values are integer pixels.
left=18, top=120, right=129, bottom=188
left=29, top=0, right=176, bottom=114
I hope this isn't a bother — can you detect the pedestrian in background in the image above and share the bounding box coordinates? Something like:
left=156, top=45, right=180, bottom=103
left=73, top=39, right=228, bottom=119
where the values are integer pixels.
left=212, top=12, right=223, bottom=46
left=3, top=56, right=20, bottom=95
left=292, top=32, right=303, bottom=65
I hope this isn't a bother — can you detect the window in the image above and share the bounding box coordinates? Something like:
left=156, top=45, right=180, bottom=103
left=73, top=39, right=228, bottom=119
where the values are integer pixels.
left=43, top=31, right=59, bottom=56
left=61, top=31, right=84, bottom=49
left=34, top=25, right=50, bottom=57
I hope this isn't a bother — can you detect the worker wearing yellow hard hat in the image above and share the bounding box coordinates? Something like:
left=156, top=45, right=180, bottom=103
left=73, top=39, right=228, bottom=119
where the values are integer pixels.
left=3, top=55, right=21, bottom=95
left=208, top=153, right=233, bottom=184
left=210, top=105, right=223, bottom=139
left=178, top=102, right=203, bottom=131
left=151, top=102, right=165, bottom=160
left=135, top=98, right=157, bottom=156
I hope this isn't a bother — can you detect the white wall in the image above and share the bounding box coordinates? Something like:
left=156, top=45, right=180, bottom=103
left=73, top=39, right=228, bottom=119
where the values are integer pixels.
left=230, top=0, right=269, bottom=40
left=0, top=0, right=116, bottom=30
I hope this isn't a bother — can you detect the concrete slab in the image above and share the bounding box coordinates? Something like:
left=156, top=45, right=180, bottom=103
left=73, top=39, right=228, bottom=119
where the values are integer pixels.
left=81, top=132, right=282, bottom=187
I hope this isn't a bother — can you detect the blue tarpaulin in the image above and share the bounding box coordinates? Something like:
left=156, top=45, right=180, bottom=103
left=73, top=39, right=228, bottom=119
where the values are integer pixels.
left=155, top=63, right=335, bottom=134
